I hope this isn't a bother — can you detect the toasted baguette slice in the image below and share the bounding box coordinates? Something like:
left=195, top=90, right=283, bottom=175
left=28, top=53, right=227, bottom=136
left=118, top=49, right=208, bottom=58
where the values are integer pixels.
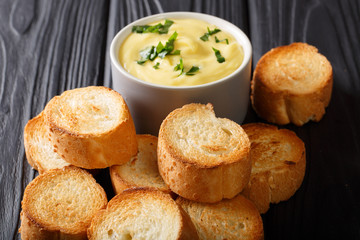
left=251, top=42, right=333, bottom=126
left=241, top=123, right=306, bottom=213
left=158, top=103, right=251, bottom=203
left=20, top=166, right=107, bottom=239
left=110, top=134, right=171, bottom=195
left=44, top=86, right=137, bottom=169
left=24, top=111, right=71, bottom=174
left=88, top=188, right=198, bottom=240
left=177, top=194, right=264, bottom=240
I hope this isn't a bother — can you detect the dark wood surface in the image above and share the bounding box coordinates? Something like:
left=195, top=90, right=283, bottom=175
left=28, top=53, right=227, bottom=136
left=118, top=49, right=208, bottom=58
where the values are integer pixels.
left=1, top=0, right=359, bottom=239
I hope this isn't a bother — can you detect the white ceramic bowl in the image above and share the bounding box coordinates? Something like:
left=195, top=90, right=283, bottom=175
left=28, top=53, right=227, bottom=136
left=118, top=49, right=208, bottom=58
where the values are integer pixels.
left=110, top=12, right=252, bottom=135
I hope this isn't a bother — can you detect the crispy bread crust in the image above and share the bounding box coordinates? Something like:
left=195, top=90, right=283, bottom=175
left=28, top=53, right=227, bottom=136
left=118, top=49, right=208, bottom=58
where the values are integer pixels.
left=109, top=168, right=134, bottom=194
left=23, top=114, right=39, bottom=171
left=20, top=166, right=107, bottom=239
left=157, top=103, right=251, bottom=203
left=241, top=123, right=306, bottom=213
left=177, top=194, right=264, bottom=240
left=44, top=86, right=137, bottom=169
left=24, top=112, right=71, bottom=174
left=109, top=134, right=171, bottom=195
left=251, top=42, right=333, bottom=126
left=87, top=188, right=198, bottom=240
left=20, top=211, right=87, bottom=240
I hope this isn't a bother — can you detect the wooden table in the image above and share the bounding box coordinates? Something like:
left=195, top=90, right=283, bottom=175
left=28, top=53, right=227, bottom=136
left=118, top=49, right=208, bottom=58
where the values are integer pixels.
left=1, top=0, right=359, bottom=239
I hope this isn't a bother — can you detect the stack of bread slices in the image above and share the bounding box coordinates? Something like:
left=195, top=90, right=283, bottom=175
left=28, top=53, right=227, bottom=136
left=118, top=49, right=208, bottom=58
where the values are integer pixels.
left=21, top=86, right=201, bottom=239
left=21, top=42, right=331, bottom=239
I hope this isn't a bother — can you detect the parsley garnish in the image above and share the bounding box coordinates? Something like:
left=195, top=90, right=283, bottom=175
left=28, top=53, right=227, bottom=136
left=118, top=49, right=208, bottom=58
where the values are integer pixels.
left=200, top=34, right=209, bottom=41
left=157, top=31, right=178, bottom=58
left=170, top=50, right=181, bottom=55
left=212, top=47, right=225, bottom=63
left=132, top=19, right=174, bottom=34
left=137, top=46, right=156, bottom=64
left=185, top=66, right=200, bottom=75
left=174, top=58, right=199, bottom=76
left=200, top=27, right=221, bottom=41
left=153, top=62, right=160, bottom=69
left=137, top=31, right=180, bottom=64
left=174, top=58, right=184, bottom=75
left=215, top=36, right=229, bottom=44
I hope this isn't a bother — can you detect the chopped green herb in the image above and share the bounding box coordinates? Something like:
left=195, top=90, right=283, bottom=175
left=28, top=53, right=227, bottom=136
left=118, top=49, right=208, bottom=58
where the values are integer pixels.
left=174, top=58, right=184, bottom=75
left=137, top=31, right=179, bottom=64
left=132, top=19, right=174, bottom=34
left=149, top=47, right=157, bottom=60
left=138, top=46, right=153, bottom=59
left=156, top=42, right=165, bottom=53
left=200, top=34, right=209, bottom=41
left=159, top=19, right=174, bottom=34
left=185, top=66, right=200, bottom=75
left=169, top=49, right=181, bottom=55
left=209, top=27, right=221, bottom=35
left=200, top=27, right=221, bottom=41
left=137, top=46, right=156, bottom=64
left=136, top=59, right=147, bottom=65
left=215, top=36, right=229, bottom=44
left=157, top=51, right=167, bottom=59
left=158, top=31, right=178, bottom=58
left=153, top=62, right=160, bottom=69
left=174, top=58, right=199, bottom=76
left=212, top=47, right=225, bottom=63
left=166, top=31, right=178, bottom=48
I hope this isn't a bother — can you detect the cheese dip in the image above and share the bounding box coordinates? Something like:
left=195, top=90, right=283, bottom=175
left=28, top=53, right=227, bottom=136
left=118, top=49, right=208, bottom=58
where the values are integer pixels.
left=119, top=18, right=244, bottom=86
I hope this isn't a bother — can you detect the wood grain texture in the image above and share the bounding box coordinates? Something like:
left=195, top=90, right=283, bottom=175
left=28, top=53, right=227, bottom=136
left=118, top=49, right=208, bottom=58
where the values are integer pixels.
left=0, top=0, right=359, bottom=239
left=0, top=0, right=109, bottom=239
left=247, top=1, right=360, bottom=239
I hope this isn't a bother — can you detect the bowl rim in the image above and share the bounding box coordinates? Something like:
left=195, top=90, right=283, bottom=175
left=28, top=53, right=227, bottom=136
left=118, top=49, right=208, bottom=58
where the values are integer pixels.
left=110, top=11, right=252, bottom=90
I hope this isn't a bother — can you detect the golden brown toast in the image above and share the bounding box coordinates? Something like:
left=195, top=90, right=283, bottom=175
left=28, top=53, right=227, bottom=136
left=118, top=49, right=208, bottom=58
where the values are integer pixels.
left=20, top=166, right=107, bottom=239
left=88, top=188, right=199, bottom=240
left=241, top=123, right=306, bottom=213
left=24, top=111, right=70, bottom=174
left=157, top=103, right=251, bottom=203
left=251, top=42, right=333, bottom=126
left=177, top=194, right=264, bottom=240
left=44, top=86, right=137, bottom=169
left=110, top=134, right=171, bottom=195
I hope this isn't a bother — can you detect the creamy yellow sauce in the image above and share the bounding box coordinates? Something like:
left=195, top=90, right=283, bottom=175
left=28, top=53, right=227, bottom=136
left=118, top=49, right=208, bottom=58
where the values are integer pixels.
left=119, top=18, right=244, bottom=86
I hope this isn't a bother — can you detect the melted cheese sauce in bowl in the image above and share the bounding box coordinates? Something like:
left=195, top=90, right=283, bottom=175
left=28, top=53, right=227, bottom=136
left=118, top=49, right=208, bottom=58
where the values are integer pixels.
left=110, top=12, right=252, bottom=135
left=119, top=19, right=244, bottom=86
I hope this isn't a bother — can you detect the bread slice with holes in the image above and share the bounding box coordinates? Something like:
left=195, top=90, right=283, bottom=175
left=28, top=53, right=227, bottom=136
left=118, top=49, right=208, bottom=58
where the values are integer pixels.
left=24, top=111, right=71, bottom=174
left=251, top=42, right=333, bottom=126
left=110, top=134, right=171, bottom=195
left=43, top=86, right=137, bottom=169
left=87, top=188, right=199, bottom=240
left=177, top=194, right=264, bottom=240
left=157, top=103, right=251, bottom=203
left=241, top=123, right=306, bottom=213
left=20, top=166, right=108, bottom=239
